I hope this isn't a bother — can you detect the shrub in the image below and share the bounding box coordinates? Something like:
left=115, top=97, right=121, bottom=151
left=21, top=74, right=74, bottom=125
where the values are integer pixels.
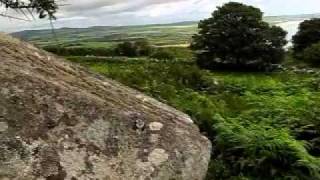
left=115, top=41, right=138, bottom=57
left=212, top=117, right=320, bottom=179
left=302, top=42, right=320, bottom=66
left=43, top=46, right=115, bottom=56
left=157, top=47, right=193, bottom=59
left=135, top=40, right=153, bottom=56
left=150, top=49, right=175, bottom=60
left=293, top=18, right=320, bottom=55
left=191, top=2, right=287, bottom=71
left=115, top=40, right=153, bottom=57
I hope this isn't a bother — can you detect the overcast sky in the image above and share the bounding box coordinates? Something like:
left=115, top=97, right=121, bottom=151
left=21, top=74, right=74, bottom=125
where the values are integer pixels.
left=1, top=0, right=319, bottom=32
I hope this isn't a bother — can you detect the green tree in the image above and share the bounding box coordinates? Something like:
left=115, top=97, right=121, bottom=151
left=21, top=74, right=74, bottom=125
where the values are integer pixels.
left=116, top=41, right=138, bottom=57
left=191, top=2, right=287, bottom=71
left=1, top=0, right=58, bottom=19
left=293, top=18, right=320, bottom=55
left=134, top=40, right=153, bottom=56
left=302, top=42, right=320, bottom=66
left=116, top=40, right=153, bottom=57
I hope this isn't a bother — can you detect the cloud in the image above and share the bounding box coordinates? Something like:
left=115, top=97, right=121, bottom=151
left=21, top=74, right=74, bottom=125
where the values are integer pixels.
left=1, top=0, right=319, bottom=32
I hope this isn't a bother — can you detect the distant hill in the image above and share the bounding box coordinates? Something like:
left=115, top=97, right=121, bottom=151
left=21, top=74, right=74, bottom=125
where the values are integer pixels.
left=265, top=13, right=320, bottom=24
left=11, top=21, right=198, bottom=48
left=11, top=13, right=320, bottom=48
left=11, top=21, right=197, bottom=41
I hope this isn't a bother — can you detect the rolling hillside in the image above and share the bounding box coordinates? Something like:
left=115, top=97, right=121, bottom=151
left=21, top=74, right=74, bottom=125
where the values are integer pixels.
left=11, top=21, right=197, bottom=48
left=11, top=13, right=320, bottom=49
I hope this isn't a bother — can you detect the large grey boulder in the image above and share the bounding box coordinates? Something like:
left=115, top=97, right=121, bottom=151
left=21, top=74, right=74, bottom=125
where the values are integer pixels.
left=0, top=34, right=211, bottom=180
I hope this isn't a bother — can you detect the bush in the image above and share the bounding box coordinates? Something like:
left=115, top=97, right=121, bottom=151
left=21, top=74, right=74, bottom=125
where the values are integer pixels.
left=135, top=40, right=153, bottom=56
left=293, top=18, right=320, bottom=55
left=115, top=40, right=153, bottom=57
left=302, top=42, right=320, bottom=66
left=157, top=47, right=193, bottom=59
left=212, top=117, right=320, bottom=179
left=191, top=2, right=287, bottom=71
left=150, top=49, right=175, bottom=60
left=43, top=46, right=115, bottom=56
left=115, top=41, right=138, bottom=57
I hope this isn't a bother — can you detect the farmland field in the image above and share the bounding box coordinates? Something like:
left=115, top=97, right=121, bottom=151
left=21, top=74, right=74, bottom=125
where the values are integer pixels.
left=12, top=21, right=197, bottom=48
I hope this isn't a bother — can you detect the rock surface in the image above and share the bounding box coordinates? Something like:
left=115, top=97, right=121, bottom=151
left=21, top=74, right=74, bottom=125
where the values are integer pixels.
left=0, top=34, right=211, bottom=180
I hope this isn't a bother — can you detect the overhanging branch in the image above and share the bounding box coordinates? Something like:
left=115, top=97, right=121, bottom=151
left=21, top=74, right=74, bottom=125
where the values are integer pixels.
left=0, top=0, right=58, bottom=19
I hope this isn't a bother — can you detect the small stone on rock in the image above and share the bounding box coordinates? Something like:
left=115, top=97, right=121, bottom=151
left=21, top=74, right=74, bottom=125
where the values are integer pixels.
left=149, top=122, right=163, bottom=131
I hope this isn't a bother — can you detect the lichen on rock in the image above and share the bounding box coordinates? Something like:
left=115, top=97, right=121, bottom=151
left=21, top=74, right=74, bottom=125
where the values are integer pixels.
left=148, top=148, right=169, bottom=166
left=149, top=122, right=164, bottom=131
left=0, top=122, right=8, bottom=132
left=0, top=34, right=211, bottom=180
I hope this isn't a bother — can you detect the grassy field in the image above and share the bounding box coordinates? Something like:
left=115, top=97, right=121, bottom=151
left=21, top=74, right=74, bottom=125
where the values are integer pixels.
left=67, top=56, right=320, bottom=179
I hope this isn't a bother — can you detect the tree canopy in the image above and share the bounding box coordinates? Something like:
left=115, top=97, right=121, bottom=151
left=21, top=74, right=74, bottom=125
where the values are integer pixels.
left=301, top=42, right=320, bottom=66
left=0, top=0, right=58, bottom=19
left=191, top=2, right=287, bottom=71
left=292, top=18, right=320, bottom=55
left=116, top=40, right=153, bottom=57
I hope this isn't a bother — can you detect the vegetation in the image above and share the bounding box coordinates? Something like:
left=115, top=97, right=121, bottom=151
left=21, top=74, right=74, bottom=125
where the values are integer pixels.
left=302, top=42, right=320, bottom=66
left=43, top=46, right=115, bottom=56
left=156, top=46, right=193, bottom=59
left=44, top=40, right=193, bottom=60
left=67, top=56, right=320, bottom=179
left=1, top=0, right=58, bottom=19
left=293, top=18, right=320, bottom=56
left=12, top=22, right=197, bottom=48
left=150, top=49, right=175, bottom=60
left=115, top=40, right=153, bottom=57
left=191, top=2, right=287, bottom=71
left=115, top=41, right=138, bottom=57
left=135, top=40, right=153, bottom=56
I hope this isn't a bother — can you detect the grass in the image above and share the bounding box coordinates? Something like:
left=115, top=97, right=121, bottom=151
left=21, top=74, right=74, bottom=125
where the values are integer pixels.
left=67, top=56, right=320, bottom=179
